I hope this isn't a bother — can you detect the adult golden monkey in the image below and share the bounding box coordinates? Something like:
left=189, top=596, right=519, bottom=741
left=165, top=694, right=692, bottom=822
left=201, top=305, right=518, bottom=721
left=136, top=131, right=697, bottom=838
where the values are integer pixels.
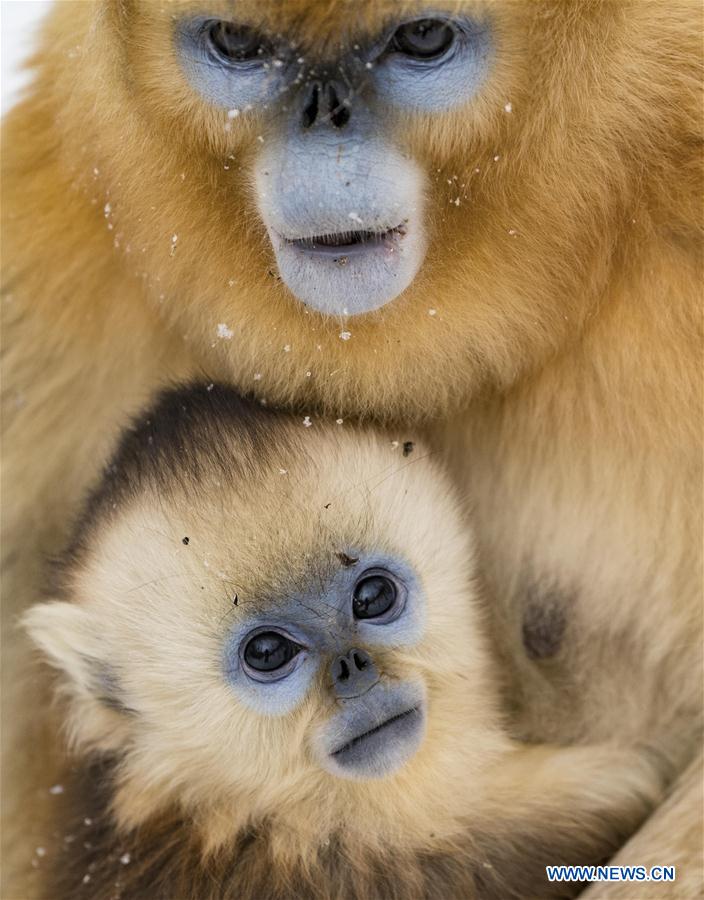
left=1, top=1, right=702, bottom=897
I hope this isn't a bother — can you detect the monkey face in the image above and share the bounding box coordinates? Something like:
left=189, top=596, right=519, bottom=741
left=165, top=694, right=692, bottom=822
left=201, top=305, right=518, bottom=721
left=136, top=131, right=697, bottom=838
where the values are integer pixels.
left=223, top=555, right=427, bottom=780
left=168, top=2, right=491, bottom=316
left=71, top=0, right=637, bottom=417
left=25, top=389, right=504, bottom=839
left=239, top=18, right=487, bottom=318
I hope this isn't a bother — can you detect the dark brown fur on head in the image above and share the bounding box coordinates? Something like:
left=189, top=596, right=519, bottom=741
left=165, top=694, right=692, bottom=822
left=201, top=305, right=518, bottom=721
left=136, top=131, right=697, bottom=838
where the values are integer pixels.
left=46, top=382, right=298, bottom=612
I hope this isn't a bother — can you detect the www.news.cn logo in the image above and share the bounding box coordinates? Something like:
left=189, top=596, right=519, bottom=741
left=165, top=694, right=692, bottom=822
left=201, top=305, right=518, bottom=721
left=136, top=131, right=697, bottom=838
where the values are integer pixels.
left=546, top=865, right=676, bottom=883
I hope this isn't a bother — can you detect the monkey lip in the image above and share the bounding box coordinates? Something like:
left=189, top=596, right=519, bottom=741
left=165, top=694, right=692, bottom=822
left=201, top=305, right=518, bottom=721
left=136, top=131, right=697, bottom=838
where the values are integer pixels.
left=331, top=705, right=422, bottom=759
left=266, top=217, right=426, bottom=316
left=319, top=682, right=426, bottom=778
left=285, top=224, right=406, bottom=258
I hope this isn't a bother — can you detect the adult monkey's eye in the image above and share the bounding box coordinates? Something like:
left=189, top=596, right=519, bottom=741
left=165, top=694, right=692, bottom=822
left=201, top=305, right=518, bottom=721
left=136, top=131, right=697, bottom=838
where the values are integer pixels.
left=391, top=19, right=456, bottom=60
left=243, top=631, right=301, bottom=673
left=353, top=574, right=398, bottom=621
left=207, top=21, right=271, bottom=63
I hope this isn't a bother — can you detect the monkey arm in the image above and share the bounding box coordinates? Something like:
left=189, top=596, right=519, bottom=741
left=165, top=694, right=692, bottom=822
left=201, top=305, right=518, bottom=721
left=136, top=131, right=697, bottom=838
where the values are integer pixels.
left=465, top=742, right=670, bottom=900
left=579, top=750, right=704, bottom=900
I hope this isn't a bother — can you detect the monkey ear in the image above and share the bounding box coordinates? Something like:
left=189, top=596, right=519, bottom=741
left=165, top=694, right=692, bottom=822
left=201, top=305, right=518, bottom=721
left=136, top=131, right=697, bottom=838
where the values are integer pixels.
left=24, top=601, right=133, bottom=748
left=23, top=601, right=107, bottom=697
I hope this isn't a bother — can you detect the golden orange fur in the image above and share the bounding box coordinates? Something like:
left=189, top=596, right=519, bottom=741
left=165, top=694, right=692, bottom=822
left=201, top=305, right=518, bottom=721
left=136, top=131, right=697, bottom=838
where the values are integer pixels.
left=2, top=0, right=702, bottom=897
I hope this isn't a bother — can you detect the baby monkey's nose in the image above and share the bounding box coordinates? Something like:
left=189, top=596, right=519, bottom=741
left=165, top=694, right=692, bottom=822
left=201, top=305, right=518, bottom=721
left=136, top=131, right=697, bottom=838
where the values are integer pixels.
left=331, top=648, right=378, bottom=699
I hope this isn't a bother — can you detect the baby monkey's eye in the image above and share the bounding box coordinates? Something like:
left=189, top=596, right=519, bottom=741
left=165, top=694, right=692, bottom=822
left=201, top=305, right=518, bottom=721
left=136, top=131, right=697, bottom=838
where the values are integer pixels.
left=243, top=630, right=301, bottom=674
left=390, top=19, right=456, bottom=60
left=353, top=572, right=400, bottom=621
left=206, top=21, right=272, bottom=63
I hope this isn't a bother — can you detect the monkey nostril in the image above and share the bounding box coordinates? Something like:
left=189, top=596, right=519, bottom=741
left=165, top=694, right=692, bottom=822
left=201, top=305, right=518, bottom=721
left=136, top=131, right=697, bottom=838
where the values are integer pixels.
left=338, top=658, right=350, bottom=681
left=352, top=651, right=368, bottom=671
left=325, top=83, right=350, bottom=129
left=330, top=103, right=350, bottom=129
left=301, top=83, right=319, bottom=129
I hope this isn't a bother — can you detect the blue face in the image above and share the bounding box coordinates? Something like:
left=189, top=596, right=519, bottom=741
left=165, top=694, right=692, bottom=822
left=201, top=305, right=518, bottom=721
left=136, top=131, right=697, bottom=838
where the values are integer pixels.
left=176, top=17, right=289, bottom=110
left=222, top=554, right=426, bottom=779
left=368, top=14, right=492, bottom=112
left=177, top=14, right=491, bottom=115
left=176, top=11, right=492, bottom=316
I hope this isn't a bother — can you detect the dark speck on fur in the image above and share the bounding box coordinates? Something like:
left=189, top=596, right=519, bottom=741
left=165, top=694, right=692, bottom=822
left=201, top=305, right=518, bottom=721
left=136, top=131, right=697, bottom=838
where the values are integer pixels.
left=336, top=552, right=359, bottom=567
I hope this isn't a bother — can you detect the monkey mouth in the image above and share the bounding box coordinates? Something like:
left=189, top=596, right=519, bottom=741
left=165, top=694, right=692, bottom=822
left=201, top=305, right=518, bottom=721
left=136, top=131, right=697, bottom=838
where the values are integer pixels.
left=285, top=224, right=406, bottom=258
left=264, top=215, right=426, bottom=317
left=320, top=682, right=425, bottom=779
left=331, top=705, right=422, bottom=759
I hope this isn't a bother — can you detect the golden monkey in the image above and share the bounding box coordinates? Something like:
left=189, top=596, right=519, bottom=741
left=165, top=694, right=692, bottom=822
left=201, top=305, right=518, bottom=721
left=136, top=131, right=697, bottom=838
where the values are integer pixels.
left=2, top=1, right=702, bottom=896
left=24, top=383, right=666, bottom=900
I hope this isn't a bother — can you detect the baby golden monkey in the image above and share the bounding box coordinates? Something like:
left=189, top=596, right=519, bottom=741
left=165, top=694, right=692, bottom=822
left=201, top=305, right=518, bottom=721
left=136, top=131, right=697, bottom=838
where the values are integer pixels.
left=2, top=1, right=702, bottom=896
left=24, top=383, right=665, bottom=900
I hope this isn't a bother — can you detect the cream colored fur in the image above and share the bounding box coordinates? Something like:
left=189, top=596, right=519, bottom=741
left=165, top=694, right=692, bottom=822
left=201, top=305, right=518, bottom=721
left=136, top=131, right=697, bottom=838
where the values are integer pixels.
left=22, top=419, right=666, bottom=898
